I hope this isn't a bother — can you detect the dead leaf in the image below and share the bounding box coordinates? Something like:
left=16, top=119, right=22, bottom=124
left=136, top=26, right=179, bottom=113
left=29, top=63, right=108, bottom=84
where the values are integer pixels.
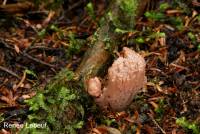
left=14, top=45, right=20, bottom=53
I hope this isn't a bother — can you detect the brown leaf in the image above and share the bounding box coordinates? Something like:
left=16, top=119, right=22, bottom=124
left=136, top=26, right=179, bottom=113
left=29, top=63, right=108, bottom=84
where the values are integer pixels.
left=14, top=45, right=20, bottom=53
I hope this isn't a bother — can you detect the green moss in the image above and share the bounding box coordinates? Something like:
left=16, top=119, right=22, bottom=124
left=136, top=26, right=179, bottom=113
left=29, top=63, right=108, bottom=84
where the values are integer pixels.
left=19, top=69, right=86, bottom=134
left=119, top=0, right=138, bottom=16
left=103, top=35, right=112, bottom=51
left=67, top=32, right=86, bottom=57
left=107, top=11, right=122, bottom=29
left=104, top=0, right=139, bottom=32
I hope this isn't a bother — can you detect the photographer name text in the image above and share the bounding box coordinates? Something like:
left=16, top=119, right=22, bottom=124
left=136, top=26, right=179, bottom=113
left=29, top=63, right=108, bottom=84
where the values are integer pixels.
left=3, top=122, right=47, bottom=129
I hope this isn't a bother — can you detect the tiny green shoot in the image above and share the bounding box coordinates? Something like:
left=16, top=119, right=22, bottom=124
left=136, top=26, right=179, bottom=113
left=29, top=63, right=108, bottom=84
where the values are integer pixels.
left=25, top=69, right=37, bottom=79
left=198, top=44, right=200, bottom=51
left=159, top=3, right=169, bottom=12
left=86, top=2, right=96, bottom=20
left=145, top=11, right=166, bottom=21
left=38, top=29, right=46, bottom=38
left=176, top=117, right=200, bottom=134
left=187, top=32, right=196, bottom=44
left=135, top=37, right=145, bottom=44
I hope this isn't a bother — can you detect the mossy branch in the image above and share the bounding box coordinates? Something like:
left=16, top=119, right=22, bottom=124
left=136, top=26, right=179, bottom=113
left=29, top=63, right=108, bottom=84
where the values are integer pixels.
left=75, top=0, right=152, bottom=87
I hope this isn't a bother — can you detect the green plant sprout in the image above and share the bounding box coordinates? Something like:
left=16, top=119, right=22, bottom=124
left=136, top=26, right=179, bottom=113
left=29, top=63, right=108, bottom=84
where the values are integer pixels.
left=86, top=2, right=96, bottom=20
left=159, top=3, right=169, bottom=12
left=187, top=32, right=196, bottom=44
left=176, top=117, right=200, bottom=134
left=25, top=69, right=37, bottom=79
left=154, top=99, right=165, bottom=120
left=145, top=11, right=166, bottom=21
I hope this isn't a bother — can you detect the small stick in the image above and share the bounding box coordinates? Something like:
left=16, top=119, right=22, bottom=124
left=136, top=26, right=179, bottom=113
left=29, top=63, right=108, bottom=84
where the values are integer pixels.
left=22, top=52, right=56, bottom=68
left=0, top=65, right=20, bottom=79
left=26, top=45, right=62, bottom=51
left=13, top=70, right=26, bottom=92
left=2, top=0, right=7, bottom=5
left=0, top=38, right=56, bottom=68
left=147, top=113, right=166, bottom=134
left=67, top=0, right=85, bottom=12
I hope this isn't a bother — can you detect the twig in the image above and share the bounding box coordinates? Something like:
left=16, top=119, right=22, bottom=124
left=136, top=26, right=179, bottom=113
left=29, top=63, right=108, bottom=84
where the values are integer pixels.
left=193, top=83, right=200, bottom=90
left=1, top=38, right=56, bottom=68
left=42, top=10, right=55, bottom=26
left=67, top=0, right=85, bottom=12
left=0, top=65, right=20, bottom=79
left=25, top=45, right=62, bottom=52
left=22, top=52, right=56, bottom=68
left=170, top=63, right=189, bottom=71
left=13, top=70, right=26, bottom=92
left=147, top=113, right=166, bottom=134
left=2, top=0, right=7, bottom=5
left=0, top=38, right=15, bottom=50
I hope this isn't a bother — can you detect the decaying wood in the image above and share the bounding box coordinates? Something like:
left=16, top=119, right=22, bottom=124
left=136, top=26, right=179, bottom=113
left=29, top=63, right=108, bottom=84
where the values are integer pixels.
left=75, top=0, right=153, bottom=86
left=75, top=24, right=114, bottom=84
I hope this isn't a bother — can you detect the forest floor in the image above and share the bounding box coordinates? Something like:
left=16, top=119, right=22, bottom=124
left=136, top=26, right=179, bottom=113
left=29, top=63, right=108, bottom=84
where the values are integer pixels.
left=0, top=1, right=199, bottom=134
